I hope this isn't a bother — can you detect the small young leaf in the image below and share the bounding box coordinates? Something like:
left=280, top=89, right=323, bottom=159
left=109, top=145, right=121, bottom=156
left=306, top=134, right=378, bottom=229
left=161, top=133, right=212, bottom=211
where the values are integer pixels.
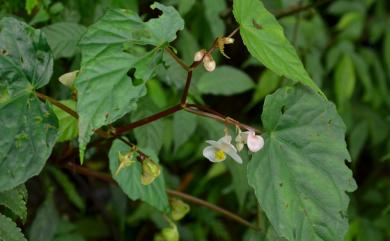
left=233, top=0, right=322, bottom=95
left=0, top=213, right=27, bottom=241
left=51, top=100, right=78, bottom=142
left=248, top=85, right=356, bottom=241
left=334, top=54, right=356, bottom=107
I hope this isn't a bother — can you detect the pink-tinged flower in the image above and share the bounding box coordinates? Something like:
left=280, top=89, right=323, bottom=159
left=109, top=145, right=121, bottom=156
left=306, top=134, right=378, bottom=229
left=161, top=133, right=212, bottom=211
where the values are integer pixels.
left=236, top=130, right=264, bottom=153
left=203, top=135, right=243, bottom=164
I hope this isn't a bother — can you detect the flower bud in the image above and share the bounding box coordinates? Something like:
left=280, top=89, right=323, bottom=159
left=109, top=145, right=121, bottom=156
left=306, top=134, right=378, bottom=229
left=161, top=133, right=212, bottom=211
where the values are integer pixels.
left=247, top=131, right=264, bottom=152
left=141, top=158, right=161, bottom=185
left=223, top=37, right=235, bottom=44
left=59, top=70, right=79, bottom=88
left=193, top=49, right=206, bottom=62
left=170, top=198, right=190, bottom=221
left=235, top=133, right=245, bottom=152
left=203, top=54, right=216, bottom=72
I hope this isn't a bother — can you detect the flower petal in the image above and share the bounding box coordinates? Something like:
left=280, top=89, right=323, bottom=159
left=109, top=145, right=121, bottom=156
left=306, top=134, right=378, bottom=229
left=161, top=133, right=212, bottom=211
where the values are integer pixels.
left=219, top=142, right=242, bottom=164
left=203, top=146, right=225, bottom=162
left=219, top=135, right=232, bottom=144
left=225, top=148, right=243, bottom=164
left=247, top=133, right=264, bottom=152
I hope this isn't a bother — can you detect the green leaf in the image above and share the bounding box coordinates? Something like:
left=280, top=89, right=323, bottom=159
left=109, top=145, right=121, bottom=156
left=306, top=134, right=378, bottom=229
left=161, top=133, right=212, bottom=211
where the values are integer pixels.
left=173, top=111, right=197, bottom=152
left=0, top=185, right=28, bottom=222
left=203, top=0, right=226, bottom=38
left=248, top=69, right=280, bottom=109
left=384, top=29, right=390, bottom=77
left=0, top=17, right=58, bottom=192
left=42, top=22, right=86, bottom=59
left=51, top=100, right=78, bottom=142
left=334, top=54, right=356, bottom=107
left=197, top=66, right=254, bottom=95
left=225, top=157, right=250, bottom=211
left=248, top=85, right=356, bottom=241
left=178, top=0, right=195, bottom=16
left=52, top=234, right=86, bottom=241
left=132, top=98, right=164, bottom=153
left=25, top=0, right=38, bottom=15
left=108, top=139, right=170, bottom=212
left=29, top=194, right=60, bottom=241
left=75, top=4, right=184, bottom=162
left=232, top=0, right=322, bottom=95
left=0, top=213, right=27, bottom=241
left=48, top=167, right=85, bottom=211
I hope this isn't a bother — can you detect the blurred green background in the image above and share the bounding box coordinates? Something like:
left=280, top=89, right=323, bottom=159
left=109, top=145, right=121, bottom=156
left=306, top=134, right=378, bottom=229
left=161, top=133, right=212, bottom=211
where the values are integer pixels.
left=1, top=0, right=389, bottom=240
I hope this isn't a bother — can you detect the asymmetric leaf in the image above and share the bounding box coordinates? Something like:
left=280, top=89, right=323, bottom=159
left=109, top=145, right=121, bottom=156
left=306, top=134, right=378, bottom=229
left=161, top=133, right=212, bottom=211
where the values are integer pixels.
left=109, top=139, right=170, bottom=213
left=0, top=18, right=57, bottom=192
left=248, top=85, right=356, bottom=241
left=233, top=0, right=321, bottom=94
left=76, top=4, right=184, bottom=162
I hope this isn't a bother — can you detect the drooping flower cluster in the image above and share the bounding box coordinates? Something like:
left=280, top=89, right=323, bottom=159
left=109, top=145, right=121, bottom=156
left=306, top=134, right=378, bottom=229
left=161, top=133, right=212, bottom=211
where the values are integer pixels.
left=203, top=128, right=264, bottom=164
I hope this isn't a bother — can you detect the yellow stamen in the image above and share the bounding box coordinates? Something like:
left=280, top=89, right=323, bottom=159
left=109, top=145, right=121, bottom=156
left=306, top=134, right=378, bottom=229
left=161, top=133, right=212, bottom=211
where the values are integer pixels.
left=215, top=149, right=226, bottom=161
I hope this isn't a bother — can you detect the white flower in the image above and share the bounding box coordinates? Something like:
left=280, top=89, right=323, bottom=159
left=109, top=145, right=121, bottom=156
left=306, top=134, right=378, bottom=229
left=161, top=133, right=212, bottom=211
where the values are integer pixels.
left=203, top=135, right=243, bottom=164
left=237, top=130, right=264, bottom=152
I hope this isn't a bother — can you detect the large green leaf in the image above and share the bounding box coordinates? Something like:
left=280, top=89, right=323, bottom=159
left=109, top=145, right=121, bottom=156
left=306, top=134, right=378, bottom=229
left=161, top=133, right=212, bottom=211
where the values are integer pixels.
left=75, top=4, right=184, bottom=162
left=42, top=22, right=86, bottom=59
left=197, top=66, right=254, bottom=95
left=0, top=185, right=28, bottom=222
left=0, top=214, right=27, bottom=241
left=248, top=85, right=356, bottom=241
left=0, top=17, right=58, bottom=192
left=109, top=139, right=170, bottom=213
left=233, top=0, right=321, bottom=95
